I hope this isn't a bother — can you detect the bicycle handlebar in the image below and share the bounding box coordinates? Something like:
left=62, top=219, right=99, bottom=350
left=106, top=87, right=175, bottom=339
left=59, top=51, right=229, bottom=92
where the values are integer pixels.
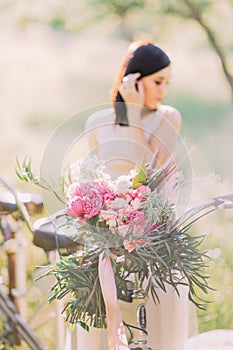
left=0, top=177, right=43, bottom=233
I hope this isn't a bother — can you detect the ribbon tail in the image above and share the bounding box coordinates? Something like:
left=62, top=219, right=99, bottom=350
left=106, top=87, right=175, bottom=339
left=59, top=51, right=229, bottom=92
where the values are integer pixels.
left=98, top=252, right=129, bottom=350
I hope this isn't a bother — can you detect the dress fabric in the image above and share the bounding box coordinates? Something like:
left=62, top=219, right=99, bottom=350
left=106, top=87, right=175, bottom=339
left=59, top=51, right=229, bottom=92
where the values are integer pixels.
left=72, top=109, right=192, bottom=349
left=72, top=276, right=190, bottom=350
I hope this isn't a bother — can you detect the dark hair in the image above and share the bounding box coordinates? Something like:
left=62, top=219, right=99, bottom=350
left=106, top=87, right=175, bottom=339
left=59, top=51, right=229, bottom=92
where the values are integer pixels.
left=111, top=41, right=171, bottom=126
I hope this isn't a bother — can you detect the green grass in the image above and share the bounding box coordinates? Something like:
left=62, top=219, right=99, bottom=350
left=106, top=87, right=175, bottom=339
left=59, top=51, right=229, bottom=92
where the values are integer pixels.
left=188, top=208, right=233, bottom=333
left=166, top=93, right=233, bottom=135
left=163, top=94, right=233, bottom=179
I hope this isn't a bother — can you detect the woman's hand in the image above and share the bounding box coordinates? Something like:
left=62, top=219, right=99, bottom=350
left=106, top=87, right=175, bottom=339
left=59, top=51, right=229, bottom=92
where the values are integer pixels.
left=118, top=73, right=144, bottom=126
left=118, top=73, right=144, bottom=106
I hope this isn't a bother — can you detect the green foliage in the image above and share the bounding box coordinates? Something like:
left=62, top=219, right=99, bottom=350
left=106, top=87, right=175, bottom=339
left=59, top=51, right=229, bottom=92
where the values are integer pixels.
left=159, top=0, right=213, bottom=18
left=132, top=163, right=147, bottom=187
left=50, top=256, right=107, bottom=329
left=198, top=256, right=233, bottom=331
left=42, top=209, right=210, bottom=331
left=49, top=16, right=66, bottom=31
left=16, top=157, right=65, bottom=205
left=89, top=0, right=146, bottom=16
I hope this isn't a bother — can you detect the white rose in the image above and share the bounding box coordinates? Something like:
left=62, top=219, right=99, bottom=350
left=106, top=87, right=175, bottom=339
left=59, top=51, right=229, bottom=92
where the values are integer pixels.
left=116, top=175, right=132, bottom=194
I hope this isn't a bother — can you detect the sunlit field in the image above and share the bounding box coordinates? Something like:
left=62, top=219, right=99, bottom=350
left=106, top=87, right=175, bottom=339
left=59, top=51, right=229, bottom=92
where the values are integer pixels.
left=1, top=9, right=233, bottom=348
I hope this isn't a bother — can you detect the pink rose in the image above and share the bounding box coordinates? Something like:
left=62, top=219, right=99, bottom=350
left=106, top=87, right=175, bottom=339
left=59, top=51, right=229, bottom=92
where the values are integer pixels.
left=123, top=238, right=146, bottom=253
left=126, top=211, right=146, bottom=226
left=123, top=239, right=136, bottom=253
left=104, top=191, right=116, bottom=201
left=133, top=185, right=151, bottom=201
left=118, top=224, right=130, bottom=237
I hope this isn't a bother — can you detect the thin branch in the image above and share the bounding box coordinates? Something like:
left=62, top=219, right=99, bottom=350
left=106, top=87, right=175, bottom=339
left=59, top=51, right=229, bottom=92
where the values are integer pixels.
left=165, top=0, right=233, bottom=97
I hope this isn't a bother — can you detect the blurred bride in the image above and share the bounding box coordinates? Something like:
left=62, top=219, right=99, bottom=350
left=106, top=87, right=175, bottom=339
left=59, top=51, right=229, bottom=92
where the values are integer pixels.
left=78, top=40, right=190, bottom=350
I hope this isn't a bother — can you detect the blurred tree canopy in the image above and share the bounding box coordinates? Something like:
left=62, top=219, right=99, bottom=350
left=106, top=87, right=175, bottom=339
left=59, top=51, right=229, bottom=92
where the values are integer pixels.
left=0, top=0, right=233, bottom=97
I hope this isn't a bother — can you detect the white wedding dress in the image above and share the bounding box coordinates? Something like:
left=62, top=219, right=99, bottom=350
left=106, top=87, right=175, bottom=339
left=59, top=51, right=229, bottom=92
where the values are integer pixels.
left=68, top=284, right=190, bottom=350
left=67, top=108, right=194, bottom=350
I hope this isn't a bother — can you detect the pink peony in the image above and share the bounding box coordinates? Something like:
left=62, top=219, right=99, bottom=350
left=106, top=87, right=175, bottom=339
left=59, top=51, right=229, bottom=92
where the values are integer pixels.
left=65, top=180, right=114, bottom=219
left=80, top=182, right=96, bottom=195
left=96, top=180, right=113, bottom=195
left=66, top=183, right=83, bottom=199
left=82, top=189, right=103, bottom=218
left=66, top=197, right=83, bottom=217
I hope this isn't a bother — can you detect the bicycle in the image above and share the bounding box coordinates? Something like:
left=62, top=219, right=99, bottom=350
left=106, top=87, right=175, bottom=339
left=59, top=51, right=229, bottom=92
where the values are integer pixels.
left=0, top=176, right=50, bottom=349
left=0, top=176, right=89, bottom=350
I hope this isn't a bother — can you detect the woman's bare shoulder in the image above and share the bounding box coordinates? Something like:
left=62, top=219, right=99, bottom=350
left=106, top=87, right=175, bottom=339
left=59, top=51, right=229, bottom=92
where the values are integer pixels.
left=158, top=104, right=182, bottom=131
left=85, top=108, right=115, bottom=130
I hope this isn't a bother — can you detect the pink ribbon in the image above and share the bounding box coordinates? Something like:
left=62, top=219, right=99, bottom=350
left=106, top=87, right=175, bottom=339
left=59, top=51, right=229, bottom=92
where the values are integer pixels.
left=98, top=252, right=129, bottom=350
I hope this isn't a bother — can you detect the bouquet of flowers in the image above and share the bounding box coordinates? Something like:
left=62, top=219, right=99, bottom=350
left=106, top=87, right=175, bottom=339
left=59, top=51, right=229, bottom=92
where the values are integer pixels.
left=17, top=155, right=233, bottom=348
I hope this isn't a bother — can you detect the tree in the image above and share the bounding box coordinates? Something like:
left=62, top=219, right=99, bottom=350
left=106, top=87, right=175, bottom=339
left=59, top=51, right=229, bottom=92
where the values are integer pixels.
left=159, top=0, right=233, bottom=98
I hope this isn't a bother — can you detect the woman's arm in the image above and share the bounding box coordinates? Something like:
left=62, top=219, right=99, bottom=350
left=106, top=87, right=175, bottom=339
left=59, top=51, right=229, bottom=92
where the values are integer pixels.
left=149, top=107, right=182, bottom=167
left=117, top=74, right=155, bottom=161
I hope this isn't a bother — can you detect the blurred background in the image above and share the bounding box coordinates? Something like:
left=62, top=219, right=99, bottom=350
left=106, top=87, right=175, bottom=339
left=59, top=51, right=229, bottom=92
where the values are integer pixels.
left=0, top=0, right=233, bottom=347
left=1, top=0, right=233, bottom=183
